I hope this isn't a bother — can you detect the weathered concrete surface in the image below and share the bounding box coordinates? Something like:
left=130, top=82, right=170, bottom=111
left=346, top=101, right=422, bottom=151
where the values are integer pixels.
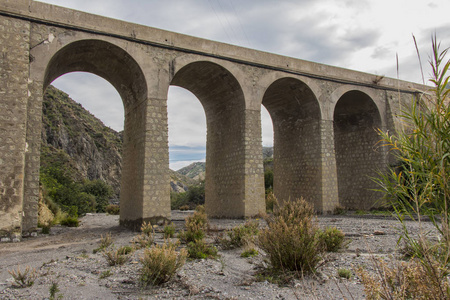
left=0, top=0, right=424, bottom=239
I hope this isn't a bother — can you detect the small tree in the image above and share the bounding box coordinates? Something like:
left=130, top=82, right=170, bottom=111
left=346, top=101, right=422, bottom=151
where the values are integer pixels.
left=82, top=179, right=113, bottom=212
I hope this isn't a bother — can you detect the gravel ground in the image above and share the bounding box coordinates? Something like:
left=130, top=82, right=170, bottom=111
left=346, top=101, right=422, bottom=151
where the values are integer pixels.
left=0, top=211, right=436, bottom=299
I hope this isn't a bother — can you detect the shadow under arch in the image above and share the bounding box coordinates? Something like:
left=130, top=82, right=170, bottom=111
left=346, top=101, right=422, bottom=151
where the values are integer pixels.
left=170, top=61, right=248, bottom=217
left=43, top=39, right=150, bottom=228
left=262, top=77, right=323, bottom=210
left=333, top=90, right=383, bottom=210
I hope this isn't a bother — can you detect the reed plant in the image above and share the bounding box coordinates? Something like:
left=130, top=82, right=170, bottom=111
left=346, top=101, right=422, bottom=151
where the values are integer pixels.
left=371, top=35, right=450, bottom=299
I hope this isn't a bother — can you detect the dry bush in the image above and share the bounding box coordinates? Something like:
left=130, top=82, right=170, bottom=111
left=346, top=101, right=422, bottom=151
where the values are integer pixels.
left=102, top=247, right=129, bottom=266
left=265, top=191, right=276, bottom=212
left=105, top=204, right=120, bottom=215
left=140, top=221, right=154, bottom=236
left=8, top=266, right=37, bottom=288
left=259, top=197, right=323, bottom=274
left=357, top=257, right=450, bottom=300
left=179, top=205, right=190, bottom=211
left=38, top=197, right=54, bottom=227
left=139, top=241, right=187, bottom=286
left=132, top=234, right=154, bottom=249
left=93, top=233, right=113, bottom=253
left=132, top=222, right=155, bottom=249
left=179, top=206, right=209, bottom=244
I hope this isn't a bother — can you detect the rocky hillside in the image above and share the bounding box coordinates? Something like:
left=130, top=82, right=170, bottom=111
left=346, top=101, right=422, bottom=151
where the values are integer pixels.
left=177, top=162, right=206, bottom=181
left=169, top=169, right=196, bottom=193
left=177, top=146, right=274, bottom=180
left=41, top=86, right=194, bottom=198
left=42, top=86, right=123, bottom=199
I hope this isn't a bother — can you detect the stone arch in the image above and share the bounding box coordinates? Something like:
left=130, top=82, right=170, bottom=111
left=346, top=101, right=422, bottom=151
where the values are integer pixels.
left=44, top=39, right=147, bottom=109
left=333, top=90, right=383, bottom=209
left=262, top=77, right=323, bottom=209
left=170, top=60, right=249, bottom=217
left=328, top=85, right=386, bottom=126
left=257, top=72, right=324, bottom=117
left=43, top=39, right=151, bottom=227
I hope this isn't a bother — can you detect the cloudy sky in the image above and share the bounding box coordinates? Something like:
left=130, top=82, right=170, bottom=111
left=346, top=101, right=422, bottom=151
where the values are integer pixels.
left=38, top=0, right=450, bottom=170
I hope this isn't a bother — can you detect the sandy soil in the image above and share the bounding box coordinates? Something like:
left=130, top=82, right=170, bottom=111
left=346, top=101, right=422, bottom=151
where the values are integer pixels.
left=0, top=211, right=434, bottom=299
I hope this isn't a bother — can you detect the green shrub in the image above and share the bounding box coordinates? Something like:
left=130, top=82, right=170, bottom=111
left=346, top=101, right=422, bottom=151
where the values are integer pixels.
left=49, top=282, right=61, bottom=300
left=117, top=245, right=134, bottom=255
left=105, top=204, right=120, bottom=215
left=41, top=225, right=51, bottom=234
left=60, top=216, right=79, bottom=227
left=67, top=205, right=78, bottom=218
left=170, top=191, right=187, bottom=210
left=259, top=197, right=323, bottom=274
left=82, top=179, right=113, bottom=213
left=338, top=268, right=352, bottom=279
left=40, top=151, right=114, bottom=216
left=170, top=183, right=205, bottom=210
left=99, top=270, right=112, bottom=279
left=220, top=220, right=259, bottom=249
left=264, top=169, right=273, bottom=191
left=241, top=248, right=258, bottom=258
left=178, top=223, right=205, bottom=244
left=163, top=223, right=176, bottom=238
left=76, top=192, right=97, bottom=215
left=139, top=241, right=187, bottom=286
left=317, top=227, right=346, bottom=252
left=187, top=239, right=218, bottom=259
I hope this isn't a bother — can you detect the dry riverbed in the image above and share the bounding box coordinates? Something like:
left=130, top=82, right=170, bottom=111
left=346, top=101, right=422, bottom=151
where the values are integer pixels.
left=0, top=211, right=433, bottom=299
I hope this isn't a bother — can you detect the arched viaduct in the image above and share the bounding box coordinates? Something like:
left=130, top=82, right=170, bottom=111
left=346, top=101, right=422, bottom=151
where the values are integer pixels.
left=0, top=0, right=422, bottom=240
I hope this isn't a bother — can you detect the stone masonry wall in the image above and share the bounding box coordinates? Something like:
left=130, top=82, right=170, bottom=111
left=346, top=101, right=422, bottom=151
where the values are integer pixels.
left=274, top=119, right=322, bottom=210
left=319, top=120, right=339, bottom=212
left=21, top=80, right=42, bottom=234
left=243, top=109, right=265, bottom=216
left=119, top=101, right=146, bottom=228
left=141, top=97, right=170, bottom=225
left=0, top=15, right=30, bottom=241
left=205, top=101, right=246, bottom=218
left=334, top=117, right=385, bottom=209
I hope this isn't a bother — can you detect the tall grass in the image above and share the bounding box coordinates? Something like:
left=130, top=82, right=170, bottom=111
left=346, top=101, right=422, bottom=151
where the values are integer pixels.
left=371, top=35, right=450, bottom=298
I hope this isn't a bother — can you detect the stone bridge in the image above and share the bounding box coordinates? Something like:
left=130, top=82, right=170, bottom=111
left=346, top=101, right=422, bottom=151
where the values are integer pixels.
left=0, top=0, right=422, bottom=240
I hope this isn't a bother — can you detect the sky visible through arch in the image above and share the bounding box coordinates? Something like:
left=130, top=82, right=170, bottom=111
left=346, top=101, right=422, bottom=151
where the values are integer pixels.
left=41, top=0, right=450, bottom=170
